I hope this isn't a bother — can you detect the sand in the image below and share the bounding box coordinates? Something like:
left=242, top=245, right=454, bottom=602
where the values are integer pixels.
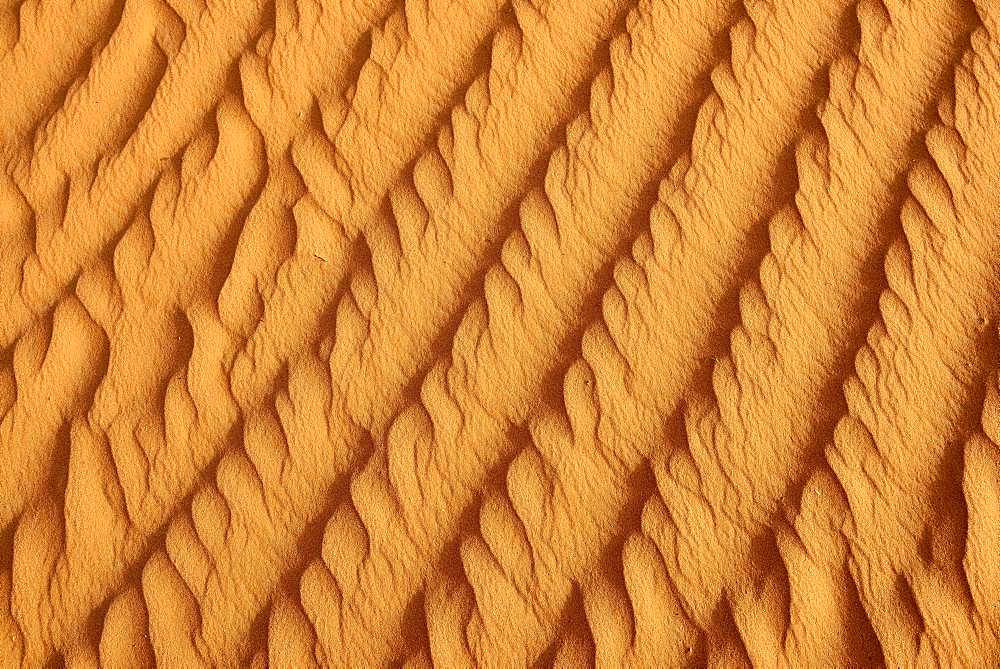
left=1, top=0, right=999, bottom=666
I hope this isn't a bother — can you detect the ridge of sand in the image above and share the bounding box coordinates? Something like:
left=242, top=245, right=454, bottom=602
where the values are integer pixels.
left=1, top=0, right=999, bottom=666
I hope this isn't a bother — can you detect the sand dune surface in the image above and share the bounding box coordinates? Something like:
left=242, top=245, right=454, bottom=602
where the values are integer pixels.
left=2, top=0, right=1000, bottom=666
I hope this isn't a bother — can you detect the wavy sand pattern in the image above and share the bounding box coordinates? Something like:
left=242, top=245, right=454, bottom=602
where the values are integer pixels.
left=1, top=0, right=999, bottom=666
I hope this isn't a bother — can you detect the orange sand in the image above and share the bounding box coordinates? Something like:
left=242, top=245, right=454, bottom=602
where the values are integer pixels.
left=1, top=0, right=999, bottom=666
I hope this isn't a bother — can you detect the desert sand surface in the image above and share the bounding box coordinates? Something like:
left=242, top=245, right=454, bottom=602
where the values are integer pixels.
left=1, top=0, right=999, bottom=666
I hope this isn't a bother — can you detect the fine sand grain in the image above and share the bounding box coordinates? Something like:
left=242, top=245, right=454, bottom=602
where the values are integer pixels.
left=1, top=0, right=999, bottom=666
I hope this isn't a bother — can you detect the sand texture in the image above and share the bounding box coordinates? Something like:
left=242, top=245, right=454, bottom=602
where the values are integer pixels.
left=1, top=0, right=1000, bottom=666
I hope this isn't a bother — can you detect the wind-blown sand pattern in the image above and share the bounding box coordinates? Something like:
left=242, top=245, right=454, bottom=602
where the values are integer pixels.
left=1, top=0, right=999, bottom=666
